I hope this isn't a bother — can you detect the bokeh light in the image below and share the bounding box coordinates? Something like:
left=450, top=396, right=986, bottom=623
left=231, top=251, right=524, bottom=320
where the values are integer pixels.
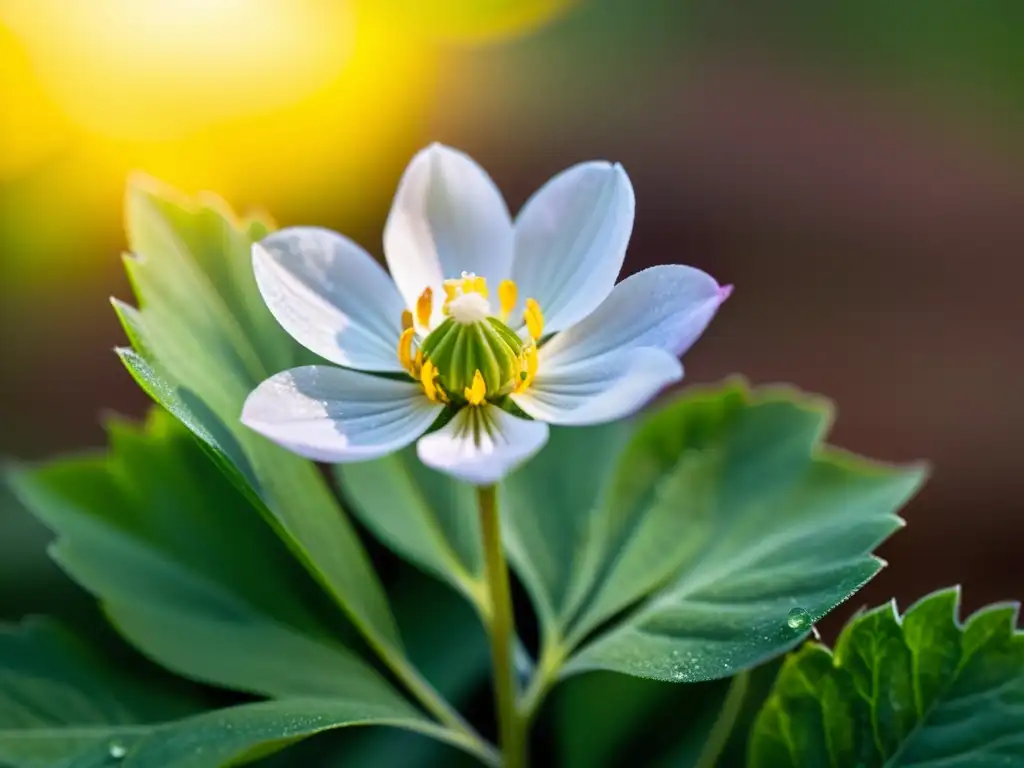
left=2, top=0, right=355, bottom=141
left=0, top=0, right=451, bottom=285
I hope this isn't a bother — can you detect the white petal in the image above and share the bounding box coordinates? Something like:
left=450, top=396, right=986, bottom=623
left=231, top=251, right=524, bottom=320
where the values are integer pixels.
left=511, top=162, right=634, bottom=333
left=254, top=227, right=406, bottom=372
left=541, top=265, right=727, bottom=369
left=242, top=366, right=442, bottom=463
left=416, top=405, right=549, bottom=486
left=383, top=144, right=513, bottom=323
left=512, top=347, right=683, bottom=426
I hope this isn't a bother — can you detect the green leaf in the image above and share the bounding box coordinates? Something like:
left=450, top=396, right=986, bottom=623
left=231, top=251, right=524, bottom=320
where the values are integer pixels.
left=536, top=379, right=925, bottom=681
left=0, top=617, right=197, bottom=768
left=502, top=421, right=634, bottom=637
left=0, top=619, right=466, bottom=768
left=749, top=587, right=1024, bottom=767
left=119, top=698, right=465, bottom=768
left=8, top=410, right=399, bottom=705
left=556, top=661, right=781, bottom=768
left=326, top=574, right=492, bottom=768
left=336, top=449, right=486, bottom=606
left=115, top=176, right=401, bottom=653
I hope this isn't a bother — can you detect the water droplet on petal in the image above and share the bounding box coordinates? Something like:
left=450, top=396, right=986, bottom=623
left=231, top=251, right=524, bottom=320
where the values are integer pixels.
left=786, top=607, right=811, bottom=630
left=108, top=740, right=127, bottom=759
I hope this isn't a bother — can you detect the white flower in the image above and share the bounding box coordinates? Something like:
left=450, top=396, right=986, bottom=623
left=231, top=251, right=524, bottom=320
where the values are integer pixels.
left=242, top=144, right=731, bottom=485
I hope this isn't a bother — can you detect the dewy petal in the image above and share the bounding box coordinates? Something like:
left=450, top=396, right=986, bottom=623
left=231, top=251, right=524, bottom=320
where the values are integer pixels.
left=384, top=144, right=513, bottom=323
left=511, top=161, right=634, bottom=333
left=254, top=227, right=407, bottom=372
left=242, top=366, right=442, bottom=463
left=540, top=264, right=726, bottom=369
left=512, top=347, right=683, bottom=426
left=416, top=404, right=549, bottom=486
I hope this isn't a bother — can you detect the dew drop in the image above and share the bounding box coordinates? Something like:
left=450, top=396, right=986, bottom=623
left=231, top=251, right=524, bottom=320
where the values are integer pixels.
left=786, top=607, right=811, bottom=630
left=108, top=740, right=127, bottom=759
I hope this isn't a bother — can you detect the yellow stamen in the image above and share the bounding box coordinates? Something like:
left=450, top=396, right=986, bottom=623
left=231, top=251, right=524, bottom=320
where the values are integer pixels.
left=464, top=369, right=487, bottom=406
left=416, top=287, right=433, bottom=328
left=420, top=359, right=438, bottom=402
left=472, top=275, right=488, bottom=297
left=442, top=281, right=460, bottom=305
left=397, top=327, right=416, bottom=374
left=498, top=280, right=517, bottom=320
left=516, top=344, right=538, bottom=392
left=401, top=309, right=413, bottom=331
left=524, top=298, right=544, bottom=340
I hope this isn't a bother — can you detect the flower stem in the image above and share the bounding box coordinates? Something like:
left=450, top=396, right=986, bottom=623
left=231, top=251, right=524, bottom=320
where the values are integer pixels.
left=478, top=484, right=526, bottom=768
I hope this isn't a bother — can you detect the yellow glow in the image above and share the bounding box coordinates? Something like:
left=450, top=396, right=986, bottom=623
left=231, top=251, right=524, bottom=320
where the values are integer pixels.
left=0, top=0, right=438, bottom=285
left=1, top=0, right=355, bottom=140
left=0, top=0, right=577, bottom=288
left=0, top=24, right=69, bottom=179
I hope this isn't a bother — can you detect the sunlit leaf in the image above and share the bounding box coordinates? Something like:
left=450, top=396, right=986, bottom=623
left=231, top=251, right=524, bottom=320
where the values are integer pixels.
left=750, top=587, right=1024, bottom=767
left=8, top=410, right=397, bottom=705
left=115, top=176, right=402, bottom=653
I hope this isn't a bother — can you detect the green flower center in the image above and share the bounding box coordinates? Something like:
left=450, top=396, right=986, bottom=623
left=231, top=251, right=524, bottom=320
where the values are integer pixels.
left=420, top=315, right=525, bottom=402
left=395, top=273, right=543, bottom=406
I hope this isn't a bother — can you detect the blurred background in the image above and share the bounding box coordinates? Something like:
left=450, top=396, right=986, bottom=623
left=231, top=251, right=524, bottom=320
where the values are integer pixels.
left=2, top=0, right=1023, bottom=644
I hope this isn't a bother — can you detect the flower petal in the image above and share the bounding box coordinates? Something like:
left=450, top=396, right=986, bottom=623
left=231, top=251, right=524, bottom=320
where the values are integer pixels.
left=254, top=227, right=407, bottom=372
left=512, top=347, right=683, bottom=426
left=242, top=366, right=442, bottom=463
left=417, top=405, right=549, bottom=486
left=511, top=161, right=634, bottom=333
left=384, top=144, right=513, bottom=323
left=540, top=264, right=727, bottom=369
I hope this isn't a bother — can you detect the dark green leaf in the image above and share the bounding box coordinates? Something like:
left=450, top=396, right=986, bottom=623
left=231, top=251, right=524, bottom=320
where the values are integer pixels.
left=0, top=617, right=197, bottom=768
left=8, top=410, right=399, bottom=704
left=337, top=449, right=486, bottom=606
left=324, top=574, right=492, bottom=768
left=750, top=587, right=1024, bottom=767
left=556, top=661, right=780, bottom=768
left=550, top=380, right=925, bottom=681
left=0, top=619, right=463, bottom=768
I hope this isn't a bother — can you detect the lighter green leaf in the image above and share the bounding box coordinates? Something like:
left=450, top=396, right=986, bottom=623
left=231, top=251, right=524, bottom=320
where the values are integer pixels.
left=337, top=449, right=486, bottom=606
left=8, top=410, right=397, bottom=704
left=556, top=380, right=925, bottom=681
left=0, top=620, right=468, bottom=768
left=750, top=588, right=1024, bottom=767
left=117, top=177, right=400, bottom=651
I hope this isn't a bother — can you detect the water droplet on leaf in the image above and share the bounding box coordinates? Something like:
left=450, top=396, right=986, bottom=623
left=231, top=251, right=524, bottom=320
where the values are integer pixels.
left=108, top=740, right=127, bottom=759
left=786, top=607, right=811, bottom=630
